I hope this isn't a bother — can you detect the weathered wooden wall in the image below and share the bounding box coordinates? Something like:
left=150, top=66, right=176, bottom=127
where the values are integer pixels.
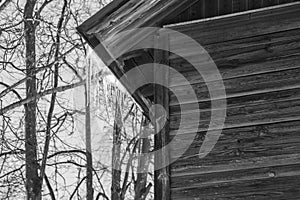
left=165, top=0, right=299, bottom=25
left=167, top=3, right=300, bottom=199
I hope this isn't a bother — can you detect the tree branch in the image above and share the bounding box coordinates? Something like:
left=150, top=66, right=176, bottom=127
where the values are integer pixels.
left=44, top=174, right=56, bottom=200
left=0, top=81, right=84, bottom=115
left=69, top=176, right=87, bottom=200
left=0, top=44, right=80, bottom=100
left=0, top=0, right=12, bottom=12
left=0, top=82, right=22, bottom=100
left=39, top=0, right=68, bottom=191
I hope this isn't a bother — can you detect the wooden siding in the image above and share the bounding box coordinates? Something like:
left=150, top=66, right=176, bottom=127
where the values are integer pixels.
left=165, top=0, right=299, bottom=25
left=168, top=3, right=300, bottom=200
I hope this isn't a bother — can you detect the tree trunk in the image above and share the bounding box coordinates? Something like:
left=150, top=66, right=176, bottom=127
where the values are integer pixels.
left=134, top=120, right=151, bottom=200
left=85, top=59, right=93, bottom=200
left=111, top=100, right=122, bottom=200
left=24, top=0, right=40, bottom=199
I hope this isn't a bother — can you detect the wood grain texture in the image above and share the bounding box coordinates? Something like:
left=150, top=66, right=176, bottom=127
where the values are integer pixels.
left=170, top=67, right=300, bottom=106
left=90, top=0, right=199, bottom=52
left=168, top=4, right=300, bottom=199
left=172, top=163, right=300, bottom=190
left=170, top=120, right=300, bottom=160
left=170, top=54, right=300, bottom=87
left=170, top=87, right=300, bottom=116
left=170, top=54, right=300, bottom=89
left=205, top=0, right=219, bottom=18
left=171, top=175, right=300, bottom=200
left=170, top=31, right=300, bottom=59
left=168, top=3, right=300, bottom=45
left=219, top=0, right=234, bottom=15
left=154, top=31, right=170, bottom=200
left=164, top=0, right=291, bottom=25
left=170, top=96, right=300, bottom=134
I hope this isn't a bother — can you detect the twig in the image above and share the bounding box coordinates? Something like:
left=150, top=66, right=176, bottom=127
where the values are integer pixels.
left=69, top=176, right=87, bottom=200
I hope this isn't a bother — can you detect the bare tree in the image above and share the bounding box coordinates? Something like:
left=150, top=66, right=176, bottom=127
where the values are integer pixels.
left=111, top=96, right=122, bottom=200
left=1, top=0, right=111, bottom=198
left=85, top=57, right=93, bottom=200
left=0, top=0, right=154, bottom=199
left=134, top=120, right=152, bottom=200
left=24, top=0, right=40, bottom=198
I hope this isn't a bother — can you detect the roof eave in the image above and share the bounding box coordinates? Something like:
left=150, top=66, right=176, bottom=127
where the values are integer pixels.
left=77, top=0, right=130, bottom=35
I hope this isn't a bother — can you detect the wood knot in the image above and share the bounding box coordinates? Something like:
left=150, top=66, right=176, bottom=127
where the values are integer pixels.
left=267, top=171, right=276, bottom=178
left=158, top=172, right=169, bottom=181
left=256, top=126, right=269, bottom=137
left=235, top=148, right=242, bottom=156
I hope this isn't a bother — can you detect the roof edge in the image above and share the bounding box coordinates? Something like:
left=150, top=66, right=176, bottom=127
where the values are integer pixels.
left=77, top=0, right=130, bottom=34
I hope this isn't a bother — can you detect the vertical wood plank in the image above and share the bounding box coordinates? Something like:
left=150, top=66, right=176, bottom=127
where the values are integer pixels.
left=178, top=9, right=189, bottom=23
left=205, top=0, right=219, bottom=18
left=219, top=0, right=233, bottom=15
left=200, top=0, right=206, bottom=19
left=253, top=0, right=264, bottom=8
left=240, top=0, right=249, bottom=10
left=154, top=30, right=170, bottom=200
left=248, top=0, right=254, bottom=9
left=263, top=0, right=277, bottom=6
left=232, top=0, right=241, bottom=12
left=279, top=0, right=293, bottom=3
left=190, top=1, right=204, bottom=20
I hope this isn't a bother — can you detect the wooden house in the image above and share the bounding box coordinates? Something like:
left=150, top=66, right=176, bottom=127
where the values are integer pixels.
left=77, top=0, right=300, bottom=199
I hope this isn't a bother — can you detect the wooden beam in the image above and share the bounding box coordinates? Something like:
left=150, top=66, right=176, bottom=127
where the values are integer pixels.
left=154, top=30, right=170, bottom=200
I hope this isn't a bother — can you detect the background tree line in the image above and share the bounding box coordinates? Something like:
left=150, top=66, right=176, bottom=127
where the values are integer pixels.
left=0, top=0, right=153, bottom=199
